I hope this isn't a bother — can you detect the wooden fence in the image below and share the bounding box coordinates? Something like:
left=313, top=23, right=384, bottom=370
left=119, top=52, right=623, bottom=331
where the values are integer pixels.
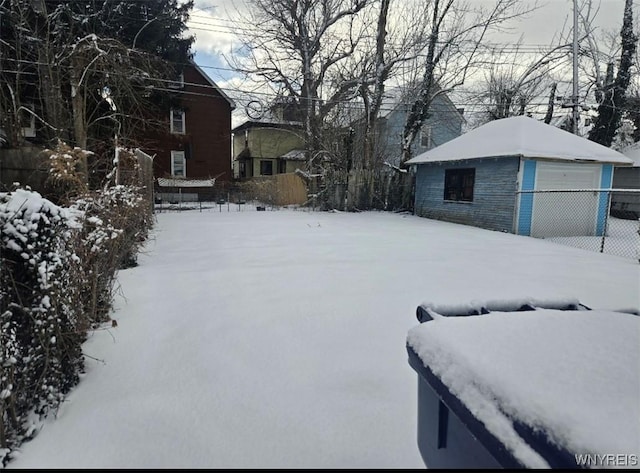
left=273, top=172, right=308, bottom=206
left=242, top=173, right=308, bottom=207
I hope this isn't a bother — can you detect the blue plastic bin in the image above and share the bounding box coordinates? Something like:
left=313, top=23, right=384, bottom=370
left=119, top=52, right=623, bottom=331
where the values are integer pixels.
left=406, top=299, right=636, bottom=469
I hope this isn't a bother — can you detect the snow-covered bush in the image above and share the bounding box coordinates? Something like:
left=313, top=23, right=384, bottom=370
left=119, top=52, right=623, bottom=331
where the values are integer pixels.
left=0, top=179, right=153, bottom=464
left=0, top=189, right=84, bottom=461
left=71, top=184, right=153, bottom=324
left=42, top=141, right=92, bottom=205
left=237, top=178, right=278, bottom=207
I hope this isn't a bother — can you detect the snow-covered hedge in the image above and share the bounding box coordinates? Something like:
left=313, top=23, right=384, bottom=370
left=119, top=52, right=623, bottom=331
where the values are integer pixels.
left=0, top=183, right=152, bottom=465
left=0, top=190, right=84, bottom=459
left=71, top=184, right=153, bottom=323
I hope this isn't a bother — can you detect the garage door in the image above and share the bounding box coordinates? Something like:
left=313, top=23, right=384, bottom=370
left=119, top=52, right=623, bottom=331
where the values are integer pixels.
left=531, top=162, right=601, bottom=237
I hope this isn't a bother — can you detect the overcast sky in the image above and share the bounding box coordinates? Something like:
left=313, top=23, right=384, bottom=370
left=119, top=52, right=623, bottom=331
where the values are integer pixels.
left=186, top=0, right=627, bottom=72
left=184, top=0, right=629, bottom=124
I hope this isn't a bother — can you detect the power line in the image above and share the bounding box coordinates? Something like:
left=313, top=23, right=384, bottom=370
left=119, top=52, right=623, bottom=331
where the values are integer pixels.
left=4, top=57, right=636, bottom=114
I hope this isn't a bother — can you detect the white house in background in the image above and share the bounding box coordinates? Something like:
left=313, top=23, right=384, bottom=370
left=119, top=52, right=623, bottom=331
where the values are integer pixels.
left=611, top=142, right=640, bottom=219
left=406, top=116, right=634, bottom=237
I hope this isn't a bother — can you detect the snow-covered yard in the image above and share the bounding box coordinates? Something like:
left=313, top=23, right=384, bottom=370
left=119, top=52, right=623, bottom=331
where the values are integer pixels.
left=547, top=216, right=640, bottom=260
left=6, top=208, right=640, bottom=469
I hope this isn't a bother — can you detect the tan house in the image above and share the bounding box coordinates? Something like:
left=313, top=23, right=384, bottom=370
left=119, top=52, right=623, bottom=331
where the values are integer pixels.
left=232, top=119, right=306, bottom=179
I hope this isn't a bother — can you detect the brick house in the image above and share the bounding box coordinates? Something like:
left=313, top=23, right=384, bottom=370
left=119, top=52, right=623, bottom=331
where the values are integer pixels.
left=143, top=61, right=236, bottom=183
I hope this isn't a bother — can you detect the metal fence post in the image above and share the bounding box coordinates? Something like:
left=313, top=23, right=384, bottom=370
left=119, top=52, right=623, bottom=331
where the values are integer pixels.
left=599, top=191, right=612, bottom=254
left=637, top=218, right=640, bottom=264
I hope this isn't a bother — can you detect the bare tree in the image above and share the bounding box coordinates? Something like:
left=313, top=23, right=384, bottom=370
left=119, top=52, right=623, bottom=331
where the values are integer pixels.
left=322, top=0, right=430, bottom=209
left=398, top=0, right=536, bottom=166
left=232, top=0, right=371, bottom=173
left=0, top=0, right=66, bottom=147
left=475, top=41, right=569, bottom=122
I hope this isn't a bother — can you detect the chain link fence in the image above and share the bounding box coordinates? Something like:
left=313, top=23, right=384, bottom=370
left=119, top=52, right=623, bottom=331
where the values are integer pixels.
left=516, top=189, right=640, bottom=262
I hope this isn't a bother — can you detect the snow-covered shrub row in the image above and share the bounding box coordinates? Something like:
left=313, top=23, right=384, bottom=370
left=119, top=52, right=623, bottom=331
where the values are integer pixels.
left=0, top=189, right=84, bottom=461
left=70, top=184, right=153, bottom=324
left=0, top=183, right=153, bottom=464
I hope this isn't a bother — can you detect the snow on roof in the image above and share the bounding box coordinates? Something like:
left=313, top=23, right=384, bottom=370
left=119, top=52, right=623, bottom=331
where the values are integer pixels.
left=406, top=116, right=633, bottom=166
left=621, top=142, right=640, bottom=167
left=407, top=306, right=640, bottom=468
left=232, top=118, right=303, bottom=133
left=157, top=177, right=215, bottom=188
left=280, top=149, right=307, bottom=161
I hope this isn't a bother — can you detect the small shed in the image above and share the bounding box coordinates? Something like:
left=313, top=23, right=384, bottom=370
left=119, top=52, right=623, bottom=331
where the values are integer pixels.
left=406, top=116, right=633, bottom=237
left=611, top=142, right=640, bottom=219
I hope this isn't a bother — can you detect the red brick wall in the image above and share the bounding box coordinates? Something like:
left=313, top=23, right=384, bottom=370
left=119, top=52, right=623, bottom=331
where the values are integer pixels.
left=143, top=64, right=233, bottom=182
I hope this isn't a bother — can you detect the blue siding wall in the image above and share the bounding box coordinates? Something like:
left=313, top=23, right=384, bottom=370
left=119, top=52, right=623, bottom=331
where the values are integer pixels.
left=516, top=160, right=537, bottom=236
left=414, top=157, right=520, bottom=232
left=380, top=94, right=464, bottom=163
left=596, top=164, right=613, bottom=236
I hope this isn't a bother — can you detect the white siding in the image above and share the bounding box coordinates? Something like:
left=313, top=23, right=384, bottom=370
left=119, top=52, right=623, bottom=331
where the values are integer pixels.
left=531, top=162, right=601, bottom=237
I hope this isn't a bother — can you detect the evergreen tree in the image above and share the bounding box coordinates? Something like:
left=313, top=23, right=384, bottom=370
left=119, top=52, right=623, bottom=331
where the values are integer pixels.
left=588, top=0, right=637, bottom=147
left=39, top=0, right=193, bottom=64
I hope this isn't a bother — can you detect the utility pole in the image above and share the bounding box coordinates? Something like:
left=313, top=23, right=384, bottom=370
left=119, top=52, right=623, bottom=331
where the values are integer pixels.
left=572, top=0, right=580, bottom=135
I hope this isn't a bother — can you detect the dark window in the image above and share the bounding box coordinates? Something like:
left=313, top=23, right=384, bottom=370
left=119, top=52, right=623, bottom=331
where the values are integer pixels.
left=260, top=160, right=273, bottom=175
left=420, top=126, right=432, bottom=148
left=444, top=168, right=475, bottom=202
left=278, top=159, right=286, bottom=174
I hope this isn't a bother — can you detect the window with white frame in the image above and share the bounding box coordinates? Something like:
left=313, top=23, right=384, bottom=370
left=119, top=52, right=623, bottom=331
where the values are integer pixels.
left=420, top=126, right=432, bottom=148
left=170, top=109, right=185, bottom=134
left=168, top=72, right=184, bottom=89
left=171, top=150, right=186, bottom=177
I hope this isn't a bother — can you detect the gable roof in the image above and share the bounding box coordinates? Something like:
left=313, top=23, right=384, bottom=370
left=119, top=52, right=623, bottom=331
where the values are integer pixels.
left=190, top=61, right=236, bottom=110
left=406, top=116, right=633, bottom=166
left=380, top=84, right=465, bottom=123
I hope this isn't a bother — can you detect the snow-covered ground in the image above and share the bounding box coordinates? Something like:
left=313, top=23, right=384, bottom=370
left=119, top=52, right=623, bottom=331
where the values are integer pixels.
left=6, top=207, right=640, bottom=469
left=547, top=217, right=639, bottom=260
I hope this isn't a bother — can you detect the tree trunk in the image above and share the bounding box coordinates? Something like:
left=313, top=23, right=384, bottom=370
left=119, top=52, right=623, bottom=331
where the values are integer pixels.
left=70, top=57, right=88, bottom=149
left=544, top=83, right=557, bottom=123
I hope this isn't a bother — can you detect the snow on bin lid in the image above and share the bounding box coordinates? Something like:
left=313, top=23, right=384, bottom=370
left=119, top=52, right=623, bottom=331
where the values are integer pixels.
left=406, top=299, right=640, bottom=469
